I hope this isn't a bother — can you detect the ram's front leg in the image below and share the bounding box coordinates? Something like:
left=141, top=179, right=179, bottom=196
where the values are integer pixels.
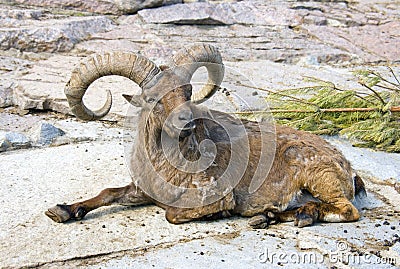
left=45, top=183, right=151, bottom=223
left=165, top=192, right=235, bottom=224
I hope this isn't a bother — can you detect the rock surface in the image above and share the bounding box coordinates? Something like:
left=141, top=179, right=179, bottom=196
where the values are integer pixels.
left=0, top=12, right=115, bottom=52
left=3, top=0, right=182, bottom=14
left=0, top=130, right=31, bottom=151
left=0, top=112, right=126, bottom=151
left=0, top=129, right=399, bottom=268
left=0, top=0, right=398, bottom=117
left=29, top=121, right=65, bottom=145
left=0, top=84, right=13, bottom=107
left=0, top=0, right=399, bottom=268
left=138, top=1, right=301, bottom=26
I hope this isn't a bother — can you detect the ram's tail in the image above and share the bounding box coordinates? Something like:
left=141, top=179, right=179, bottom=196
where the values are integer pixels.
left=354, top=174, right=367, bottom=198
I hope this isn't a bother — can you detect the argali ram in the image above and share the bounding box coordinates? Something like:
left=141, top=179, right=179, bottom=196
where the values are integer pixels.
left=45, top=44, right=365, bottom=228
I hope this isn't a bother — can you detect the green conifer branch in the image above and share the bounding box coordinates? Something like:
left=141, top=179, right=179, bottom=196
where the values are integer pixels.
left=234, top=67, right=400, bottom=152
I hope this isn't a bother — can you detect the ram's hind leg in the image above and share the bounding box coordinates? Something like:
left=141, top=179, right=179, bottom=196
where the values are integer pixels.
left=249, top=210, right=297, bottom=229
left=45, top=183, right=151, bottom=223
left=294, top=199, right=359, bottom=228
left=295, top=174, right=360, bottom=228
left=250, top=199, right=360, bottom=229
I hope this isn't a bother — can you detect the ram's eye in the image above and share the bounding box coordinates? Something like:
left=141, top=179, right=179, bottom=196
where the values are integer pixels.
left=146, top=97, right=157, bottom=103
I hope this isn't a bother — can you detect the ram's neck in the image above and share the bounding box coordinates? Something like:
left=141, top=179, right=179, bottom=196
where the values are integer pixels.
left=136, top=113, right=201, bottom=162
left=136, top=113, right=162, bottom=155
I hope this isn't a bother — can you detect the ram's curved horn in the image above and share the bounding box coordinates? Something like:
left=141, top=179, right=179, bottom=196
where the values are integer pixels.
left=65, top=52, right=160, bottom=120
left=170, top=44, right=224, bottom=104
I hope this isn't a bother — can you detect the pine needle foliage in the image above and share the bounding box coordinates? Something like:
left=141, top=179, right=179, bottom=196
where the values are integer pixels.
left=243, top=68, right=400, bottom=152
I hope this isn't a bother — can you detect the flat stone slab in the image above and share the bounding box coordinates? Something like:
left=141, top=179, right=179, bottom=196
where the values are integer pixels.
left=2, top=0, right=182, bottom=15
left=0, top=15, right=115, bottom=52
left=137, top=1, right=301, bottom=26
left=303, top=21, right=400, bottom=63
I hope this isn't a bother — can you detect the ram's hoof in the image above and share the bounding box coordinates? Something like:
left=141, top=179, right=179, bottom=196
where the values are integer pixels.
left=249, top=214, right=268, bottom=229
left=294, top=202, right=319, bottom=228
left=45, top=204, right=72, bottom=223
left=294, top=216, right=314, bottom=228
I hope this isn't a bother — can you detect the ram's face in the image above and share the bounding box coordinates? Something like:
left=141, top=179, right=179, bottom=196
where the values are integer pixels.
left=124, top=71, right=196, bottom=139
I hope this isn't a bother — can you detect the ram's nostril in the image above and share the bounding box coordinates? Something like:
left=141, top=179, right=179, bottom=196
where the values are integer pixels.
left=178, top=111, right=193, bottom=121
left=183, top=121, right=196, bottom=130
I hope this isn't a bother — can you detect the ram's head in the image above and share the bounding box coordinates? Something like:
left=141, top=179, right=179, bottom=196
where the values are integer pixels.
left=65, top=44, right=224, bottom=139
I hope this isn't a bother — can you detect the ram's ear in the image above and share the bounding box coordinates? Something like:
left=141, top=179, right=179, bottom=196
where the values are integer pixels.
left=123, top=94, right=143, bottom=107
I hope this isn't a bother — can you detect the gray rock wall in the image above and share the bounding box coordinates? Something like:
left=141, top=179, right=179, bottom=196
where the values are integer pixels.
left=0, top=10, right=116, bottom=52
left=0, top=0, right=398, bottom=116
left=1, top=0, right=182, bottom=14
